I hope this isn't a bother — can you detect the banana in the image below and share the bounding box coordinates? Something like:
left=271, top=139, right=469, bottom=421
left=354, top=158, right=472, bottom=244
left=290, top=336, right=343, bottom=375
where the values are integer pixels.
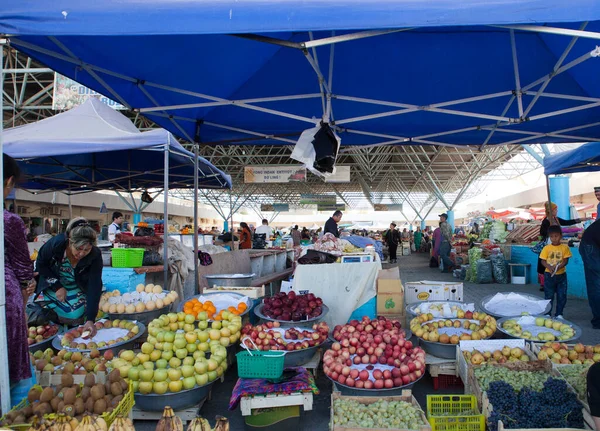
left=155, top=407, right=183, bottom=431
left=186, top=418, right=211, bottom=431
left=108, top=417, right=135, bottom=431
left=213, top=417, right=229, bottom=431
left=93, top=417, right=108, bottom=431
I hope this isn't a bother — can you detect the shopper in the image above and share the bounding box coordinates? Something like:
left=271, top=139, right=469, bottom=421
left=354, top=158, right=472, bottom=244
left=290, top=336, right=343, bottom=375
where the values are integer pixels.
left=3, top=155, right=36, bottom=392
left=401, top=228, right=410, bottom=241
left=108, top=211, right=123, bottom=242
left=539, top=225, right=571, bottom=319
left=537, top=202, right=585, bottom=291
left=580, top=218, right=600, bottom=328
left=587, top=362, right=600, bottom=429
left=255, top=219, right=272, bottom=238
left=385, top=223, right=400, bottom=263
left=439, top=213, right=454, bottom=272
left=35, top=217, right=103, bottom=334
left=290, top=225, right=301, bottom=246
left=430, top=224, right=442, bottom=267
left=414, top=227, right=423, bottom=252
left=301, top=227, right=310, bottom=241
left=239, top=222, right=253, bottom=249
left=324, top=210, right=342, bottom=238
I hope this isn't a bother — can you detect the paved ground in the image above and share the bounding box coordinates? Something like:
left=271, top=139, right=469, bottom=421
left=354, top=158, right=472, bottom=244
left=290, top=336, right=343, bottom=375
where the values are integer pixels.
left=135, top=252, right=599, bottom=429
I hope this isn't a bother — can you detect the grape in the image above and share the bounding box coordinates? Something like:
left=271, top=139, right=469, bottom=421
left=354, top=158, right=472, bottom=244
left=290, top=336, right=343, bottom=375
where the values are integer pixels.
left=332, top=398, right=427, bottom=429
left=557, top=364, right=590, bottom=401
left=474, top=365, right=549, bottom=392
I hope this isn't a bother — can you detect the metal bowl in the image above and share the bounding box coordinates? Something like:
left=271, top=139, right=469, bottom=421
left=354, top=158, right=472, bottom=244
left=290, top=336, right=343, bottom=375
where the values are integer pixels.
left=327, top=372, right=423, bottom=396
left=496, top=315, right=582, bottom=343
left=107, top=305, right=171, bottom=326
left=254, top=303, right=329, bottom=327
left=134, top=380, right=216, bottom=411
left=283, top=344, right=321, bottom=367
left=415, top=318, right=495, bottom=359
left=29, top=326, right=64, bottom=353
left=405, top=301, right=470, bottom=320
left=52, top=322, right=146, bottom=355
left=479, top=293, right=552, bottom=319
left=204, top=273, right=255, bottom=287
left=177, top=292, right=253, bottom=318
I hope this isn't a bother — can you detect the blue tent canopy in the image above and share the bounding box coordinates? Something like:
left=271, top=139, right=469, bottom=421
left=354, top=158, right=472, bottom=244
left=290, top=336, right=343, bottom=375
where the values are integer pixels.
left=544, top=142, right=600, bottom=175
left=2, top=2, right=600, bottom=149
left=3, top=99, right=232, bottom=192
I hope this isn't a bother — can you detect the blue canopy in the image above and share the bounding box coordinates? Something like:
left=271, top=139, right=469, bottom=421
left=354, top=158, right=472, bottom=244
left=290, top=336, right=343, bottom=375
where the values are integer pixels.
left=544, top=142, right=600, bottom=175
left=2, top=1, right=600, bottom=148
left=3, top=98, right=232, bottom=191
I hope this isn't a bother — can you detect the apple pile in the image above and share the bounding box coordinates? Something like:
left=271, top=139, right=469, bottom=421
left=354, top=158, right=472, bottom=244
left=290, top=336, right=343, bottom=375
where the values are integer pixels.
left=502, top=317, right=576, bottom=341
left=60, top=320, right=142, bottom=350
left=463, top=346, right=530, bottom=365
left=409, top=312, right=497, bottom=344
left=261, top=291, right=324, bottom=321
left=324, top=316, right=425, bottom=389
left=536, top=342, right=600, bottom=365
left=31, top=348, right=115, bottom=375
left=241, top=321, right=329, bottom=351
left=28, top=324, right=59, bottom=346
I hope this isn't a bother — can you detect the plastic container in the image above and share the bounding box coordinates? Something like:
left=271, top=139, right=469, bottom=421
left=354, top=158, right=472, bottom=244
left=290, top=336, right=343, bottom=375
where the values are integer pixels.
left=426, top=394, right=485, bottom=431
left=237, top=339, right=286, bottom=379
left=432, top=375, right=464, bottom=390
left=111, top=248, right=145, bottom=268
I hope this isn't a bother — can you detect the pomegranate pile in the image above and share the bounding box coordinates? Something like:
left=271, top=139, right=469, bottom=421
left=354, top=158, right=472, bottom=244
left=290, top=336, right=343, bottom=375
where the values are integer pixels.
left=325, top=316, right=425, bottom=389
left=261, top=291, right=324, bottom=322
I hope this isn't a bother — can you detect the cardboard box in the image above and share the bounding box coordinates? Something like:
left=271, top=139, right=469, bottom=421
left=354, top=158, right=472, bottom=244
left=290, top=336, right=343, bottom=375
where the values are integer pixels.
left=377, top=268, right=404, bottom=316
left=404, top=281, right=463, bottom=304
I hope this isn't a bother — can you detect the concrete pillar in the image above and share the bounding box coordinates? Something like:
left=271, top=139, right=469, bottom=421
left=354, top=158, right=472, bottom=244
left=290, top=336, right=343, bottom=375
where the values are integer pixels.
left=447, top=210, right=455, bottom=229
left=133, top=213, right=142, bottom=226
left=420, top=220, right=426, bottom=230
left=549, top=176, right=570, bottom=219
left=223, top=221, right=229, bottom=232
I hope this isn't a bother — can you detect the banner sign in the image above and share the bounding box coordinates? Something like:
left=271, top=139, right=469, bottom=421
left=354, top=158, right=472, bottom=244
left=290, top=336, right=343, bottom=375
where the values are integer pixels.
left=324, top=166, right=351, bottom=183
left=374, top=204, right=403, bottom=211
left=53, top=73, right=126, bottom=110
left=317, top=204, right=346, bottom=212
left=244, top=166, right=306, bottom=183
left=299, top=194, right=336, bottom=206
left=260, top=203, right=290, bottom=212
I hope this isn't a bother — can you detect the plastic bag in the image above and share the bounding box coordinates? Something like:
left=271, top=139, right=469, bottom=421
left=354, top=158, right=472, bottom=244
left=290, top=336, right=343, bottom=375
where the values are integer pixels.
left=491, top=253, right=508, bottom=284
left=291, top=124, right=341, bottom=179
left=475, top=259, right=493, bottom=284
left=142, top=250, right=163, bottom=266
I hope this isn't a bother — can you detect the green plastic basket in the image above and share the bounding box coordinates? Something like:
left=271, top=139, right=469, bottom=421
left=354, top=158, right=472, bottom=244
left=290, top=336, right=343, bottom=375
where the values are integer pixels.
left=237, top=338, right=286, bottom=379
left=426, top=395, right=485, bottom=431
left=111, top=248, right=145, bottom=268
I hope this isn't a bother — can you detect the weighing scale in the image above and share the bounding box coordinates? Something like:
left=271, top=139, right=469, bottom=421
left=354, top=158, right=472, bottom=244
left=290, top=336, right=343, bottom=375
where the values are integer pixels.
left=340, top=253, right=375, bottom=263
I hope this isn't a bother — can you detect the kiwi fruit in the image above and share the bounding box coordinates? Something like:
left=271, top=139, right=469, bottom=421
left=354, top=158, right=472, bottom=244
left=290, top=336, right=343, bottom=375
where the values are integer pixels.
left=13, top=415, right=25, bottom=425
left=34, top=402, right=52, bottom=416
left=62, top=404, right=75, bottom=416
left=108, top=369, right=121, bottom=383
left=57, top=401, right=65, bottom=413
left=39, top=387, right=54, bottom=404
left=91, top=384, right=105, bottom=401
left=74, top=398, right=85, bottom=415
left=85, top=397, right=95, bottom=413
left=110, top=395, right=123, bottom=408
left=27, top=386, right=42, bottom=403
left=93, top=398, right=107, bottom=415
left=50, top=397, right=61, bottom=412
left=63, top=387, right=76, bottom=405
left=84, top=373, right=95, bottom=387
left=120, top=379, right=128, bottom=392
left=61, top=373, right=74, bottom=387
left=81, top=387, right=91, bottom=401
left=75, top=384, right=82, bottom=395
left=22, top=405, right=33, bottom=418
left=104, top=382, right=112, bottom=395
left=110, top=382, right=123, bottom=397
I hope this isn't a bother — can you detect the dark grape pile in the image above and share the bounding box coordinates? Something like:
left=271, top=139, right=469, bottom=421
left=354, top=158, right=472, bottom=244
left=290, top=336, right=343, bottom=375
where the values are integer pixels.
left=487, top=378, right=584, bottom=430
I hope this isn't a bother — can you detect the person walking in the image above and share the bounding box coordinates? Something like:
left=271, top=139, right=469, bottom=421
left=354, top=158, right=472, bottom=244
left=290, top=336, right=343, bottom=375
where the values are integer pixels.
left=385, top=223, right=400, bottom=263
left=414, top=227, right=423, bottom=252
left=439, top=213, right=454, bottom=272
left=291, top=225, right=301, bottom=246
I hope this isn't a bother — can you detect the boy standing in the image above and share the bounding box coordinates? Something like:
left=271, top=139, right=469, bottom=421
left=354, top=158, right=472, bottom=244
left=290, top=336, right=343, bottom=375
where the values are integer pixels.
left=539, top=225, right=572, bottom=319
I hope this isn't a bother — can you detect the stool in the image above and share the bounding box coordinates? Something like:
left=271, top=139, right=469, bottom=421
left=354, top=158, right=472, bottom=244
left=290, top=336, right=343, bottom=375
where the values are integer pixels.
left=509, top=263, right=530, bottom=285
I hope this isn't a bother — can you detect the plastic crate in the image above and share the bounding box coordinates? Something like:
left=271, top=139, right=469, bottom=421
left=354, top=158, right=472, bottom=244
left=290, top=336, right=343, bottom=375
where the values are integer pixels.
left=111, top=248, right=145, bottom=268
left=102, top=381, right=134, bottom=427
left=432, top=374, right=463, bottom=390
left=237, top=340, right=286, bottom=379
left=427, top=395, right=485, bottom=431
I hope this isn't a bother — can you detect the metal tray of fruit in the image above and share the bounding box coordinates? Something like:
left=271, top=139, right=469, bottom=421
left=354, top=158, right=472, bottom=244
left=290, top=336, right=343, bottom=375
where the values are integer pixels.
left=177, top=291, right=252, bottom=317
left=327, top=372, right=423, bottom=397
left=52, top=322, right=146, bottom=355
left=28, top=326, right=64, bottom=353
left=479, top=293, right=552, bottom=319
left=134, top=380, right=216, bottom=411
left=283, top=344, right=322, bottom=367
left=418, top=339, right=459, bottom=359
left=107, top=305, right=171, bottom=325
left=254, top=303, right=329, bottom=327
left=496, top=316, right=582, bottom=343
left=405, top=301, right=469, bottom=319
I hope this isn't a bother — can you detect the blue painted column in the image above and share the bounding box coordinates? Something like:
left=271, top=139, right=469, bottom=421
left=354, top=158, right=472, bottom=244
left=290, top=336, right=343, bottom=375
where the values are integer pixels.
left=409, top=224, right=414, bottom=231
left=446, top=210, right=455, bottom=229
left=133, top=213, right=142, bottom=226
left=223, top=221, right=229, bottom=232
left=420, top=220, right=426, bottom=230
left=549, top=176, right=570, bottom=219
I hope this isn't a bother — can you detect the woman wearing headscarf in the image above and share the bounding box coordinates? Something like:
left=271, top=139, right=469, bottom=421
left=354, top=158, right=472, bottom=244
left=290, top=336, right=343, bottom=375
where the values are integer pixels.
left=414, top=227, right=423, bottom=252
left=536, top=202, right=587, bottom=291
left=239, top=222, right=253, bottom=250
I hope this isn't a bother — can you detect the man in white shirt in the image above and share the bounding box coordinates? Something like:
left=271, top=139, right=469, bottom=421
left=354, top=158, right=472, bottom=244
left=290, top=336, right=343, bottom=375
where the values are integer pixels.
left=108, top=211, right=124, bottom=242
left=255, top=219, right=272, bottom=237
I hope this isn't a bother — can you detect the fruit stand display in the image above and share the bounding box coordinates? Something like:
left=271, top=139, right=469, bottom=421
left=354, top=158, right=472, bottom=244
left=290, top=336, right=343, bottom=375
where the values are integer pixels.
left=498, top=316, right=581, bottom=342
left=101, top=284, right=178, bottom=324
left=54, top=320, right=146, bottom=355
left=181, top=292, right=253, bottom=321
left=532, top=341, right=600, bottom=365
left=31, top=348, right=115, bottom=383
left=253, top=291, right=329, bottom=326
left=28, top=323, right=61, bottom=353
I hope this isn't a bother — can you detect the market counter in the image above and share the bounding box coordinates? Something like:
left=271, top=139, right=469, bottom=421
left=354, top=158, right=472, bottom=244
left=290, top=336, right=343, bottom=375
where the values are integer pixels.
left=510, top=245, right=587, bottom=299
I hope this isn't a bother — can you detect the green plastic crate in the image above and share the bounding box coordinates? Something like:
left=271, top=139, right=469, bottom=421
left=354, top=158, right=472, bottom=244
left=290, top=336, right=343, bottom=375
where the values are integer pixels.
left=236, top=349, right=286, bottom=379
left=426, top=395, right=485, bottom=431
left=111, top=248, right=145, bottom=268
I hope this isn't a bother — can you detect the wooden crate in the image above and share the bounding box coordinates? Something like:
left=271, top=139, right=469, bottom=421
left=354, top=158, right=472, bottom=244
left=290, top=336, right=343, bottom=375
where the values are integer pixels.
left=330, top=390, right=431, bottom=431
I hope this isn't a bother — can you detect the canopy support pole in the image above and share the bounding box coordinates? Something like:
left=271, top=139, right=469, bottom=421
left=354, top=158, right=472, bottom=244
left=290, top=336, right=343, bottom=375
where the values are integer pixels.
left=0, top=38, right=12, bottom=414
left=193, top=144, right=199, bottom=295
left=163, top=142, right=169, bottom=287
left=67, top=192, right=73, bottom=219
left=229, top=191, right=234, bottom=251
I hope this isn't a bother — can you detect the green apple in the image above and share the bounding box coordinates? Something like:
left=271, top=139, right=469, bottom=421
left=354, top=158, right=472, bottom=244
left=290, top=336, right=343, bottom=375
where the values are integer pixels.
left=181, top=365, right=195, bottom=378
left=173, top=338, right=187, bottom=350
left=198, top=311, right=208, bottom=321
left=169, top=357, right=182, bottom=368
left=161, top=350, right=174, bottom=361
left=131, top=358, right=141, bottom=367
left=175, top=348, right=188, bottom=360
left=185, top=314, right=196, bottom=324
left=198, top=342, right=210, bottom=352
left=163, top=342, right=174, bottom=352
left=154, top=369, right=168, bottom=382
left=154, top=342, right=164, bottom=351
left=195, top=373, right=209, bottom=386
left=216, top=366, right=224, bottom=377
left=183, top=376, right=196, bottom=390
left=155, top=359, right=168, bottom=369
left=184, top=332, right=198, bottom=344
left=168, top=379, right=183, bottom=393
left=193, top=351, right=205, bottom=361
left=207, top=359, right=218, bottom=372
left=127, top=366, right=140, bottom=381
left=182, top=357, right=195, bottom=366
left=132, top=381, right=140, bottom=393
left=198, top=320, right=208, bottom=330
left=544, top=319, right=553, bottom=328
left=183, top=324, right=195, bottom=333
left=153, top=381, right=169, bottom=394
left=186, top=343, right=197, bottom=354
left=142, top=362, right=155, bottom=371
left=211, top=321, right=222, bottom=330
left=141, top=342, right=154, bottom=355
left=118, top=364, right=132, bottom=379
left=157, top=331, right=166, bottom=342
left=168, top=313, right=178, bottom=323
left=535, top=317, right=545, bottom=326
left=139, top=368, right=154, bottom=382
left=207, top=371, right=218, bottom=382
left=194, top=361, right=208, bottom=375
left=164, top=332, right=175, bottom=343
left=167, top=368, right=182, bottom=381
left=138, top=381, right=153, bottom=394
